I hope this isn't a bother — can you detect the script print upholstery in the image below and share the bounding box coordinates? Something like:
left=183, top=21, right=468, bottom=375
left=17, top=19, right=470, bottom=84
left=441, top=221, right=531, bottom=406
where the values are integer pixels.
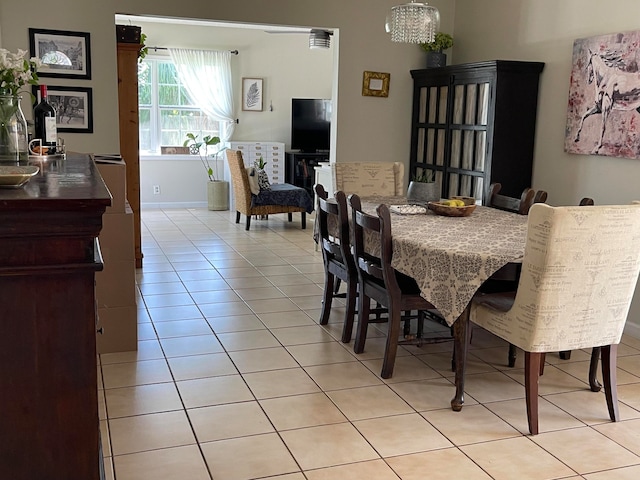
left=471, top=203, right=640, bottom=352
left=332, top=162, right=404, bottom=196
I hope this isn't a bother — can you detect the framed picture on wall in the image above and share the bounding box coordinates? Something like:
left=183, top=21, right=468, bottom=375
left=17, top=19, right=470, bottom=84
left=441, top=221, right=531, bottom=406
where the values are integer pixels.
left=34, top=85, right=93, bottom=133
left=362, top=71, right=390, bottom=97
left=242, top=77, right=263, bottom=111
left=29, top=28, right=91, bottom=79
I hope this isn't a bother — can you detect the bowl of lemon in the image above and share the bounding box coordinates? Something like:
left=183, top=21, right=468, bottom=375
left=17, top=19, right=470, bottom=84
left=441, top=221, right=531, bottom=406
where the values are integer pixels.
left=427, top=197, right=476, bottom=217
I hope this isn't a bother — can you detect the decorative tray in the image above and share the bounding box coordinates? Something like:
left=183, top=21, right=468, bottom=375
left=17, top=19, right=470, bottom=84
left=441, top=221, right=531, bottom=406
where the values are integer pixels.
left=0, top=165, right=40, bottom=188
left=389, top=204, right=429, bottom=215
left=428, top=198, right=477, bottom=217
left=28, top=153, right=66, bottom=161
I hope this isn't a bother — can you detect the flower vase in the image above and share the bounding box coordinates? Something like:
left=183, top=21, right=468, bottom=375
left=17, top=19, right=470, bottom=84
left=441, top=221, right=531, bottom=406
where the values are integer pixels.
left=0, top=95, right=29, bottom=162
left=207, top=180, right=229, bottom=211
left=407, top=181, right=441, bottom=204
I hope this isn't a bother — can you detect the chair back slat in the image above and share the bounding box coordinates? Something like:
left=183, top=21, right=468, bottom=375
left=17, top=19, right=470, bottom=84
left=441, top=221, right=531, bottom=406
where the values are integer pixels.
left=488, top=182, right=536, bottom=215
left=534, top=190, right=548, bottom=204
left=349, top=194, right=402, bottom=291
left=315, top=185, right=354, bottom=272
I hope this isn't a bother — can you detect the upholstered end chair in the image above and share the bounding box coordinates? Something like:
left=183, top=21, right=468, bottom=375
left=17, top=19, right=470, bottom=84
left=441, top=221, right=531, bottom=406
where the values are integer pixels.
left=331, top=162, right=404, bottom=197
left=471, top=203, right=640, bottom=434
left=226, top=150, right=313, bottom=230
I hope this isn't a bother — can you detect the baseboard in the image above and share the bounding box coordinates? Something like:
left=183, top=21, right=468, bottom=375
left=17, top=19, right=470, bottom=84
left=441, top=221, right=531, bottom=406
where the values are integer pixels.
left=624, top=321, right=640, bottom=340
left=141, top=201, right=208, bottom=209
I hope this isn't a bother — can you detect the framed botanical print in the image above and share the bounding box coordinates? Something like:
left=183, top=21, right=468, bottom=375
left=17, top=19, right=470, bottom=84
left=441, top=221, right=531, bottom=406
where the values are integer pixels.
left=242, top=77, right=263, bottom=111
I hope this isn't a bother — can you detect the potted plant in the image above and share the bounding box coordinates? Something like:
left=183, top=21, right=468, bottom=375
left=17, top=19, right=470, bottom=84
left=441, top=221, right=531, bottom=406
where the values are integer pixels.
left=407, top=169, right=440, bottom=204
left=183, top=133, right=229, bottom=211
left=419, top=32, right=453, bottom=68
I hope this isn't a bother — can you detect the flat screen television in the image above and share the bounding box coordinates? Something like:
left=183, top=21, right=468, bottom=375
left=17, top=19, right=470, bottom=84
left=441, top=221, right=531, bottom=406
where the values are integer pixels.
left=291, top=98, right=331, bottom=152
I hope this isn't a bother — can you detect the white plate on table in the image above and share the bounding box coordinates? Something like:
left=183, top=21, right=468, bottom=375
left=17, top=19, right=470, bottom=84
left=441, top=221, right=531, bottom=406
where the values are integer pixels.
left=0, top=166, right=40, bottom=188
left=389, top=204, right=428, bottom=215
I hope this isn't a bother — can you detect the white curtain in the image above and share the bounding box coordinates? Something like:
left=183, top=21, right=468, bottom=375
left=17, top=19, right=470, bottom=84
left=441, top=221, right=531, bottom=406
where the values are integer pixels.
left=169, top=48, right=236, bottom=144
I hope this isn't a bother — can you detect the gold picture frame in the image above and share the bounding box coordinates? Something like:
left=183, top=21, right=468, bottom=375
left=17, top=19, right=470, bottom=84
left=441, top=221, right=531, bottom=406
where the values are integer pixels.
left=362, top=71, right=390, bottom=97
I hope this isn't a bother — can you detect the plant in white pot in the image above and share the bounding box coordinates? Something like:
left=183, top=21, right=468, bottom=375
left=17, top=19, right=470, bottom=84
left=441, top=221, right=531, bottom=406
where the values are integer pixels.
left=407, top=169, right=440, bottom=205
left=184, top=133, right=229, bottom=211
left=419, top=32, right=453, bottom=68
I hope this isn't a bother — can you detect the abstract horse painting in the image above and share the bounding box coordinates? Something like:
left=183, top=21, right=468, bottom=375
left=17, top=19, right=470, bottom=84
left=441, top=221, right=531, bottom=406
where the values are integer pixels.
left=565, top=31, right=640, bottom=159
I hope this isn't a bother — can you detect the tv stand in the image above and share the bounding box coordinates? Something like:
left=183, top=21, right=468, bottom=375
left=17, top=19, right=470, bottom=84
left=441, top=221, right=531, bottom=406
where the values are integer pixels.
left=286, top=151, right=330, bottom=196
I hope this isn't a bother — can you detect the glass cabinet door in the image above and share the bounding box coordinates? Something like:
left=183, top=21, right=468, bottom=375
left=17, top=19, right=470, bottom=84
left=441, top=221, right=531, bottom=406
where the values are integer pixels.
left=415, top=85, right=448, bottom=183
left=447, top=81, right=490, bottom=199
left=412, top=71, right=496, bottom=202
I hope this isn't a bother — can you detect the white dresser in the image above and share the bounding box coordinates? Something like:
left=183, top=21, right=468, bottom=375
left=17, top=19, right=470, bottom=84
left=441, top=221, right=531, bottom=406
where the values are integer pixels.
left=228, top=141, right=285, bottom=184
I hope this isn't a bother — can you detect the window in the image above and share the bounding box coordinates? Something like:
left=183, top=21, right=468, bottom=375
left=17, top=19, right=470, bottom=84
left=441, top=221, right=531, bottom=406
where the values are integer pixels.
left=138, top=57, right=220, bottom=154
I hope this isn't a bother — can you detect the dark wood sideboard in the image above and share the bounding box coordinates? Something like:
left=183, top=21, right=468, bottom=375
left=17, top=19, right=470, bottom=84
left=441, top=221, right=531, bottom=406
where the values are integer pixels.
left=0, top=154, right=111, bottom=479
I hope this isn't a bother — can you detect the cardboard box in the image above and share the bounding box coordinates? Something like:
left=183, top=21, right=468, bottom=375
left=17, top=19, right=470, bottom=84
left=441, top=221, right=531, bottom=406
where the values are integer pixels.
left=95, top=258, right=136, bottom=308
left=99, top=206, right=134, bottom=262
left=96, top=305, right=138, bottom=354
left=96, top=160, right=127, bottom=213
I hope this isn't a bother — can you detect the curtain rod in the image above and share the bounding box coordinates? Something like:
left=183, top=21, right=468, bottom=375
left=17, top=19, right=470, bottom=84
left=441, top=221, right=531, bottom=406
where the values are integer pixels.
left=147, top=46, right=239, bottom=55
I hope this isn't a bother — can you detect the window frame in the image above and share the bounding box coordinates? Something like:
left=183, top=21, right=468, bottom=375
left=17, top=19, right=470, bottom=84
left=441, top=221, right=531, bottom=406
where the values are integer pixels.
left=138, top=55, right=220, bottom=155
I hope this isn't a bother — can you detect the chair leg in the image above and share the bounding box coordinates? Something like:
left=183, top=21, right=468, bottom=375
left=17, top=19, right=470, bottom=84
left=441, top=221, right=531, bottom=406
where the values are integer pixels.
left=235, top=211, right=241, bottom=224
left=601, top=344, right=620, bottom=422
left=589, top=346, right=603, bottom=392
left=354, top=290, right=371, bottom=354
left=559, top=350, right=572, bottom=360
left=417, top=310, right=424, bottom=339
left=245, top=215, right=251, bottom=230
left=381, top=304, right=402, bottom=379
left=524, top=352, right=543, bottom=435
left=288, top=212, right=292, bottom=222
left=301, top=212, right=306, bottom=229
left=341, top=277, right=358, bottom=343
left=539, top=353, right=546, bottom=376
left=508, top=343, right=517, bottom=367
left=319, top=270, right=335, bottom=326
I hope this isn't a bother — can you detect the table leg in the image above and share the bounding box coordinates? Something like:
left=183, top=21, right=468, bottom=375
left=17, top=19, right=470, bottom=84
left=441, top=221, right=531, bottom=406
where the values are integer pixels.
left=451, top=305, right=471, bottom=412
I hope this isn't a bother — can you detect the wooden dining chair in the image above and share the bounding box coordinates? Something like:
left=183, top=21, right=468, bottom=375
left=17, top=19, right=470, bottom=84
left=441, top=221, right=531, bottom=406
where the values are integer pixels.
left=470, top=203, right=640, bottom=435
left=348, top=194, right=449, bottom=379
left=487, top=182, right=536, bottom=214
left=315, top=184, right=359, bottom=343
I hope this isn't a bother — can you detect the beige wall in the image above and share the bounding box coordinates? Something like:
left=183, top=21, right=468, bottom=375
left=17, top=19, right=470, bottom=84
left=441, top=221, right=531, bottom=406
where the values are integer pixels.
left=0, top=0, right=454, bottom=160
left=454, top=0, right=640, bottom=334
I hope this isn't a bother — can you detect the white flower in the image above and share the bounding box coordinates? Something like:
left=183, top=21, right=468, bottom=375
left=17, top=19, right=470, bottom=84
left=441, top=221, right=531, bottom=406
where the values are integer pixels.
left=0, top=48, right=40, bottom=96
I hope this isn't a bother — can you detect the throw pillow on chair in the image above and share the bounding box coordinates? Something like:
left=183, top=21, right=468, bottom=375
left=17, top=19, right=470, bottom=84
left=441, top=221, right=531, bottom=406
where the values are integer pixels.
left=256, top=168, right=271, bottom=191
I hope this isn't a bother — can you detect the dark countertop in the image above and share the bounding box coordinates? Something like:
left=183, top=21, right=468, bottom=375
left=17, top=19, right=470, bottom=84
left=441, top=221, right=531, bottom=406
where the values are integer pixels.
left=0, top=153, right=112, bottom=212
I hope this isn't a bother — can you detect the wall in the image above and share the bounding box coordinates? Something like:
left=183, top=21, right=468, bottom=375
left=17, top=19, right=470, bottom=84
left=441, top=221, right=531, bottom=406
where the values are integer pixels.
left=0, top=0, right=454, bottom=162
left=453, top=0, right=640, bottom=335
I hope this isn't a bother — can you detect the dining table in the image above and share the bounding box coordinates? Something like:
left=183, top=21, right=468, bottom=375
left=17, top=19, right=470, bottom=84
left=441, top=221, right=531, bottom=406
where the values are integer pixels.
left=358, top=195, right=529, bottom=411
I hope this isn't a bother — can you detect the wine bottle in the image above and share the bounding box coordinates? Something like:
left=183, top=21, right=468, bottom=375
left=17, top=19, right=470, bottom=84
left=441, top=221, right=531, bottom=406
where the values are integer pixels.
left=34, top=84, right=57, bottom=154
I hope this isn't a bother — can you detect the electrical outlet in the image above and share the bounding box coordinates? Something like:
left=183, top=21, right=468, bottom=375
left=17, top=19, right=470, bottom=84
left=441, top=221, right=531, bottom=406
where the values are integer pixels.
left=153, top=185, right=161, bottom=195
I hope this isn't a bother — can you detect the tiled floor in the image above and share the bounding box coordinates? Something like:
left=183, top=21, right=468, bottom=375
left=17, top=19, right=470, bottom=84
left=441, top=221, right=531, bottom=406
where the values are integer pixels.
left=99, top=208, right=640, bottom=480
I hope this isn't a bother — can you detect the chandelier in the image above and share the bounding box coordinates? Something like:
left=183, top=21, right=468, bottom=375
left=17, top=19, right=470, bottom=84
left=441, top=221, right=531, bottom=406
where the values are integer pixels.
left=387, top=1, right=440, bottom=44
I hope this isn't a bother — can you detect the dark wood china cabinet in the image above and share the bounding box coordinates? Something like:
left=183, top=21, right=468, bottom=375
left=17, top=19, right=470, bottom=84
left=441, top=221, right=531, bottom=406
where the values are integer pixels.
left=409, top=60, right=544, bottom=202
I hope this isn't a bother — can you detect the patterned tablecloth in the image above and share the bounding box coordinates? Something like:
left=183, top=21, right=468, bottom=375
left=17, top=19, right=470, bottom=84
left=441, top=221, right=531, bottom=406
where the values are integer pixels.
left=361, top=196, right=529, bottom=326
